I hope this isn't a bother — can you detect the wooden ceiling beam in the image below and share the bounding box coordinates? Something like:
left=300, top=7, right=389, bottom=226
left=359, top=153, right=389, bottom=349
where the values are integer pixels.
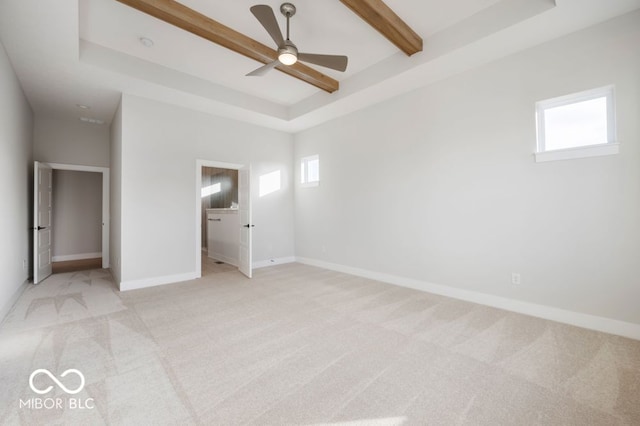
left=339, top=0, right=422, bottom=56
left=115, top=0, right=339, bottom=93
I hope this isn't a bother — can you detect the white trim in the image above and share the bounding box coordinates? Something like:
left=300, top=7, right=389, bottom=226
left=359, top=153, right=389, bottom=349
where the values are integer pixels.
left=46, top=163, right=107, bottom=173
left=0, top=279, right=30, bottom=326
left=120, top=271, right=199, bottom=291
left=253, top=256, right=296, bottom=269
left=296, top=257, right=640, bottom=341
left=45, top=162, right=110, bottom=269
left=198, top=160, right=244, bottom=170
left=52, top=252, right=102, bottom=262
left=536, top=85, right=615, bottom=110
left=195, top=159, right=246, bottom=279
left=534, top=142, right=619, bottom=163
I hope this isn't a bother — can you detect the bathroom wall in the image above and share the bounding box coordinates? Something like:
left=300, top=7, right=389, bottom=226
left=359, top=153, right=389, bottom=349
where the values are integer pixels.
left=201, top=167, right=238, bottom=250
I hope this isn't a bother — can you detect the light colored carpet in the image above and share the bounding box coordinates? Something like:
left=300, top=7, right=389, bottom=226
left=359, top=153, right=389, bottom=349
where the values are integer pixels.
left=0, top=263, right=639, bottom=425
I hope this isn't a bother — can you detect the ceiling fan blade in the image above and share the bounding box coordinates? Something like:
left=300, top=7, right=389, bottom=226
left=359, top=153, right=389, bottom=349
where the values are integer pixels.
left=298, top=53, right=348, bottom=72
left=246, top=60, right=279, bottom=77
left=250, top=5, right=284, bottom=48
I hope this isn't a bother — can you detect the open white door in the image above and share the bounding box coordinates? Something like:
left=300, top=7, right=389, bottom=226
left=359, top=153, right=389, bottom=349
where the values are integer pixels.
left=33, top=161, right=53, bottom=284
left=238, top=165, right=252, bottom=278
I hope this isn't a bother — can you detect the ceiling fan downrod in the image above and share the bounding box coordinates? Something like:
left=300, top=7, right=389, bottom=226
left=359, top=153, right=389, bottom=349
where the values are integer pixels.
left=280, top=2, right=296, bottom=41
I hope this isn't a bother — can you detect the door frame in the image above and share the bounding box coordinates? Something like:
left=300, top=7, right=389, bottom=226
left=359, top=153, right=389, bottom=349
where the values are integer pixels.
left=47, top=162, right=110, bottom=269
left=195, top=159, right=246, bottom=278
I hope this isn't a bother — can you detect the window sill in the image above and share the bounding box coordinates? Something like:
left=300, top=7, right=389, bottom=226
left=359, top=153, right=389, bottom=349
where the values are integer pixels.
left=301, top=181, right=319, bottom=188
left=534, top=143, right=619, bottom=163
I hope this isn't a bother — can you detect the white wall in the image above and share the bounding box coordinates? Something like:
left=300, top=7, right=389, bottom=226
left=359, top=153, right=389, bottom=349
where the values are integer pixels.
left=34, top=116, right=109, bottom=167
left=0, top=39, right=33, bottom=319
left=52, top=170, right=102, bottom=260
left=110, top=99, right=123, bottom=284
left=294, top=12, right=640, bottom=327
left=118, top=94, right=294, bottom=286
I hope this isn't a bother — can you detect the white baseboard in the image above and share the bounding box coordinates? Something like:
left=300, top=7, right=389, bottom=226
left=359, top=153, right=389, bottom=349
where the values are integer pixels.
left=120, top=271, right=199, bottom=292
left=296, top=257, right=640, bottom=341
left=253, top=256, right=296, bottom=269
left=119, top=257, right=295, bottom=292
left=0, top=279, right=30, bottom=326
left=52, top=252, right=102, bottom=262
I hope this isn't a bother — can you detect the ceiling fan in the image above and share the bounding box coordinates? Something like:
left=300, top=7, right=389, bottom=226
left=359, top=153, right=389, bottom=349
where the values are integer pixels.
left=247, top=3, right=348, bottom=76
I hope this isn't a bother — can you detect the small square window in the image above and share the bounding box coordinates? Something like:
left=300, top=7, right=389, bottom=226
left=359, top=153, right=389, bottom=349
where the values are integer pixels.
left=535, top=86, right=618, bottom=162
left=301, top=155, right=319, bottom=186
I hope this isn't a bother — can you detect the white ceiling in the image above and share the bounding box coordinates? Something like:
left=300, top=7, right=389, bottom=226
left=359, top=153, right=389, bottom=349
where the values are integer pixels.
left=1, top=0, right=639, bottom=132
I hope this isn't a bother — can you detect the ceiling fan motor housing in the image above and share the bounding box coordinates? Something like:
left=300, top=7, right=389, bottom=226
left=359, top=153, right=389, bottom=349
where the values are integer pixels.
left=279, top=40, right=298, bottom=56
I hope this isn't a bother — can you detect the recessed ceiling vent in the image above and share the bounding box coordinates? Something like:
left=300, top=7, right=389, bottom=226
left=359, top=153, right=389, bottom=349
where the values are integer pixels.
left=80, top=117, right=105, bottom=125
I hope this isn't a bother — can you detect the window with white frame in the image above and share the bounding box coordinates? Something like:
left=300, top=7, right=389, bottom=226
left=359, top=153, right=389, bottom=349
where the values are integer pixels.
left=535, top=85, right=618, bottom=162
left=301, top=155, right=319, bottom=186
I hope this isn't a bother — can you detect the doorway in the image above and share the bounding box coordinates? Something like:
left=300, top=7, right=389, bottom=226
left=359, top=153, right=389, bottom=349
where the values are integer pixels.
left=50, top=169, right=102, bottom=274
left=33, top=162, right=109, bottom=283
left=195, top=160, right=252, bottom=279
left=201, top=166, right=238, bottom=276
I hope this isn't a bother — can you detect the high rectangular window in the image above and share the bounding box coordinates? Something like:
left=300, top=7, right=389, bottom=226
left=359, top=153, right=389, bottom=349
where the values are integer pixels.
left=301, top=155, right=319, bottom=186
left=535, top=86, right=618, bottom=162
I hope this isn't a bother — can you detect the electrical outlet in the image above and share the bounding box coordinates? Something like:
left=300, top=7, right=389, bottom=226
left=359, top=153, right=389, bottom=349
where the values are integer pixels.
left=511, top=273, right=521, bottom=285
left=23, top=259, right=27, bottom=270
left=321, top=245, right=326, bottom=253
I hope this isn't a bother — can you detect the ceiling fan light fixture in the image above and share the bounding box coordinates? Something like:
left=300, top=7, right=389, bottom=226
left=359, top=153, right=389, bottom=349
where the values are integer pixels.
left=278, top=51, right=297, bottom=65
left=278, top=41, right=298, bottom=65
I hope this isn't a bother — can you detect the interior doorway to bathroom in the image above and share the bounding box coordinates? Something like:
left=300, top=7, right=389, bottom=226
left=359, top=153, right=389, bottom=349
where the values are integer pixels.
left=201, top=165, right=239, bottom=276
left=195, top=159, right=253, bottom=279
